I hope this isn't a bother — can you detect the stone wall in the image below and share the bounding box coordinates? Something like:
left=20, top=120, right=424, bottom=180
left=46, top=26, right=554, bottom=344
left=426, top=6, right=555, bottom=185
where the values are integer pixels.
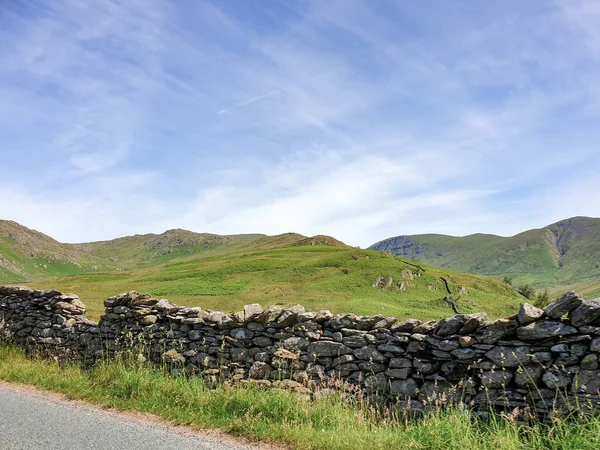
left=2, top=285, right=600, bottom=416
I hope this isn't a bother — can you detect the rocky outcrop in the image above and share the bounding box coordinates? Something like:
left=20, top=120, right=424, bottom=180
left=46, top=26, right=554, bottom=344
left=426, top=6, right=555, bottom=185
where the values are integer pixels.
left=2, top=287, right=600, bottom=418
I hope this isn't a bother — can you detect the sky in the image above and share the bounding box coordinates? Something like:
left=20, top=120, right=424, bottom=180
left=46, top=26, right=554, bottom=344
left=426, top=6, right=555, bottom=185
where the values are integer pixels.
left=1, top=0, right=600, bottom=247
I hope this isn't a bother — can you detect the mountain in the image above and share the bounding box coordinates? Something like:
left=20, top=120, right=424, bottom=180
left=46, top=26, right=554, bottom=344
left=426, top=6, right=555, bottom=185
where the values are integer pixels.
left=0, top=220, right=265, bottom=282
left=369, top=216, right=600, bottom=296
left=0, top=220, right=521, bottom=321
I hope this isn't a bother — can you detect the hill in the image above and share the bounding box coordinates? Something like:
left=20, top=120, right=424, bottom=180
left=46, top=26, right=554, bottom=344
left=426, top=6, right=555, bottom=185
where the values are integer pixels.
left=369, top=216, right=600, bottom=296
left=0, top=220, right=522, bottom=321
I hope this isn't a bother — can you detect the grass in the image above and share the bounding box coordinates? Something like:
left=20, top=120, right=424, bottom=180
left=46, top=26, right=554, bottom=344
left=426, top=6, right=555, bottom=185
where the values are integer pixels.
left=1, top=344, right=600, bottom=449
left=19, top=246, right=522, bottom=321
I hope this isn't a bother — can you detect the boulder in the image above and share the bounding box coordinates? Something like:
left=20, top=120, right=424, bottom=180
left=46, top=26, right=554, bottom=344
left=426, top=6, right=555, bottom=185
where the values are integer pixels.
left=516, top=321, right=577, bottom=340
left=544, top=291, right=583, bottom=319
left=243, top=304, right=263, bottom=322
left=459, top=313, right=487, bottom=334
left=517, top=303, right=544, bottom=325
left=569, top=299, right=600, bottom=327
left=476, top=318, right=518, bottom=344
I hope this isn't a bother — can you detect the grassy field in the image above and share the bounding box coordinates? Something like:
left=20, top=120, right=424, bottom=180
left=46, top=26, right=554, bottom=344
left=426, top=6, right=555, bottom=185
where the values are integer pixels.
left=1, top=344, right=599, bottom=450
left=20, top=245, right=522, bottom=321
left=0, top=219, right=529, bottom=321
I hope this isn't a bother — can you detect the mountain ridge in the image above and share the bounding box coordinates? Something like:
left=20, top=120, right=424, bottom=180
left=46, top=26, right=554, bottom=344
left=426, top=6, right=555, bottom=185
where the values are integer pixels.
left=369, top=216, right=600, bottom=295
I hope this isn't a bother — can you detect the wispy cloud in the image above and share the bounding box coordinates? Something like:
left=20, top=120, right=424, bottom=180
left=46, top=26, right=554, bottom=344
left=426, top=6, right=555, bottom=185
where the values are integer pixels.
left=1, top=0, right=599, bottom=246
left=217, top=90, right=280, bottom=115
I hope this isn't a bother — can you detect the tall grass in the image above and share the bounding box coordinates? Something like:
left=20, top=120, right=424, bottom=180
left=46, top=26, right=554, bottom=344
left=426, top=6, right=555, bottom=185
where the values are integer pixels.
left=1, top=344, right=600, bottom=449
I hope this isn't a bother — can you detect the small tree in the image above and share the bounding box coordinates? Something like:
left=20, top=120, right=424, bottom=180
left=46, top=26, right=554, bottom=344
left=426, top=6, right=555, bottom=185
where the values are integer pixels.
left=502, top=276, right=513, bottom=286
left=534, top=289, right=551, bottom=308
left=518, top=284, right=536, bottom=300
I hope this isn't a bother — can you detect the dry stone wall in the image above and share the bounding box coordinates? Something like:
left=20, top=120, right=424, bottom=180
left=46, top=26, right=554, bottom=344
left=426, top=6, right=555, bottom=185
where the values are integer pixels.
left=3, top=286, right=600, bottom=416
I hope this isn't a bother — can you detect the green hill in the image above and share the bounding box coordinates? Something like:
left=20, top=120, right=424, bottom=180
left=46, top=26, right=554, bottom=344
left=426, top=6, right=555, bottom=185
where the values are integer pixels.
left=0, top=220, right=522, bottom=321
left=369, top=216, right=600, bottom=296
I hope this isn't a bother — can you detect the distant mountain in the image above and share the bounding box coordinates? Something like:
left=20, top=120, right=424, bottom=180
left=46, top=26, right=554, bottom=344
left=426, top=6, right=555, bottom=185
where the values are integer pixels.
left=369, top=216, right=600, bottom=295
left=0, top=220, right=266, bottom=282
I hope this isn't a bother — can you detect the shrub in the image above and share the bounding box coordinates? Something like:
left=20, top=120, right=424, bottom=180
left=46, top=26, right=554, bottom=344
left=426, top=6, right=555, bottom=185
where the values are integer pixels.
left=534, top=289, right=551, bottom=308
left=517, top=284, right=536, bottom=300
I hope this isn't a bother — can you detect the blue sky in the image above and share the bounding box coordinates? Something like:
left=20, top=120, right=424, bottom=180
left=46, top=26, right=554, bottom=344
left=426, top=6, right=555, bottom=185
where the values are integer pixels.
left=1, top=0, right=599, bottom=247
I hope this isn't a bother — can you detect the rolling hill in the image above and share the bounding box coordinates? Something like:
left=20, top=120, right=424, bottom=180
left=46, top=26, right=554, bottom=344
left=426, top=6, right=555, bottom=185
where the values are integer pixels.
left=0, top=220, right=522, bottom=321
left=369, top=216, right=600, bottom=297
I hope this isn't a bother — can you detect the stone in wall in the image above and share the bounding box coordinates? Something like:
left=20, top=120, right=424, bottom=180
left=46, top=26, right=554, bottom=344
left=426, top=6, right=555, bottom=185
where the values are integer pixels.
left=3, top=286, right=600, bottom=419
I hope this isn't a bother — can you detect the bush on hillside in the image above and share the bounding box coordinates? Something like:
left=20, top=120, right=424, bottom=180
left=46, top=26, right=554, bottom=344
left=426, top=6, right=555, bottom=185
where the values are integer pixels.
left=517, top=284, right=536, bottom=300
left=534, top=289, right=551, bottom=308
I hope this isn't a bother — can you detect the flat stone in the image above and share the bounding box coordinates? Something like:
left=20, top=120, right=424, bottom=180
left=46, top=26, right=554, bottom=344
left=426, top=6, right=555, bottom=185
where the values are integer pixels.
left=386, top=368, right=411, bottom=379
left=332, top=355, right=354, bottom=367
left=518, top=303, right=544, bottom=325
left=307, top=341, right=351, bottom=357
left=230, top=328, right=254, bottom=340
left=389, top=357, right=412, bottom=369
left=458, top=336, right=473, bottom=347
left=139, top=315, right=158, bottom=326
left=436, top=315, right=464, bottom=336
left=207, top=311, right=225, bottom=323
left=342, top=335, right=367, bottom=348
left=481, top=370, right=513, bottom=388
left=249, top=361, right=272, bottom=379
left=451, top=348, right=476, bottom=360
left=516, top=321, right=577, bottom=340
left=413, top=321, right=437, bottom=333
left=485, top=346, right=532, bottom=367
left=353, top=347, right=385, bottom=362
left=571, top=370, right=600, bottom=394
left=438, top=339, right=460, bottom=352
left=252, top=336, right=273, bottom=347
left=581, top=354, right=599, bottom=370
left=591, top=338, right=600, bottom=352
left=358, top=361, right=386, bottom=373
left=390, top=379, right=418, bottom=398
left=569, top=299, right=600, bottom=327
left=544, top=291, right=583, bottom=319
left=364, top=373, right=387, bottom=393
left=459, top=313, right=487, bottom=334
left=391, top=319, right=421, bottom=332
left=542, top=370, right=572, bottom=389
left=154, top=299, right=180, bottom=313
left=377, top=343, right=404, bottom=354
left=514, top=365, right=544, bottom=387
left=243, top=304, right=263, bottom=322
left=477, top=318, right=518, bottom=344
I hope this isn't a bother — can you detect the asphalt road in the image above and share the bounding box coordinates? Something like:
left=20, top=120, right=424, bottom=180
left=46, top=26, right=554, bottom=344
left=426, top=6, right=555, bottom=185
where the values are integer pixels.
left=0, top=384, right=260, bottom=450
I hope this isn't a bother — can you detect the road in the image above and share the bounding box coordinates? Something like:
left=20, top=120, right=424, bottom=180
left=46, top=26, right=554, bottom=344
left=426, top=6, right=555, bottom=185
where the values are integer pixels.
left=0, top=384, right=264, bottom=450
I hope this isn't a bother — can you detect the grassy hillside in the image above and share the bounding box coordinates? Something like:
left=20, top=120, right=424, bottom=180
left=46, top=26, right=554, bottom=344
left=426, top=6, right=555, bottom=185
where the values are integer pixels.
left=0, top=220, right=266, bottom=282
left=0, top=221, right=522, bottom=321
left=370, top=216, right=600, bottom=292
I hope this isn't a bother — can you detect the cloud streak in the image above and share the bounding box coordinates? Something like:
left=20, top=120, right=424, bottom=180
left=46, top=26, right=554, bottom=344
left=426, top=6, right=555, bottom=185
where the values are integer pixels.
left=217, top=90, right=280, bottom=114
